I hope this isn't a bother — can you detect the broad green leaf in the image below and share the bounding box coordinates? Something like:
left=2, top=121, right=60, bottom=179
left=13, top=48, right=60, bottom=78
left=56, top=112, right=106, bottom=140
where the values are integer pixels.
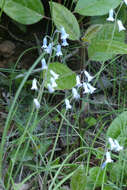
left=44, top=62, right=76, bottom=90
left=82, top=24, right=103, bottom=43
left=3, top=0, right=44, bottom=25
left=75, top=0, right=121, bottom=16
left=106, top=111, right=127, bottom=139
left=71, top=165, right=87, bottom=190
left=109, top=163, right=124, bottom=182
left=88, top=40, right=127, bottom=61
left=50, top=2, right=80, bottom=40
left=88, top=23, right=126, bottom=61
left=89, top=167, right=107, bottom=187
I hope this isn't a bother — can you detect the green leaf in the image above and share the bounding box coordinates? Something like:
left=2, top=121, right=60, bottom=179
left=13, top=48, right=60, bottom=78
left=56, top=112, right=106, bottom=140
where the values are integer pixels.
left=89, top=167, right=107, bottom=187
left=71, top=165, right=87, bottom=190
left=50, top=2, right=80, bottom=40
left=88, top=23, right=126, bottom=61
left=82, top=24, right=103, bottom=43
left=2, top=0, right=44, bottom=25
left=75, top=0, right=121, bottom=16
left=44, top=62, right=76, bottom=90
left=106, top=111, right=127, bottom=139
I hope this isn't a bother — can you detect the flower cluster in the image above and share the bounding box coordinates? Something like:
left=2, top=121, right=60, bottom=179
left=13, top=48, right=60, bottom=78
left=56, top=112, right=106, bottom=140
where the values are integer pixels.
left=101, top=137, right=123, bottom=169
left=31, top=27, right=69, bottom=109
left=65, top=70, right=96, bottom=110
left=31, top=27, right=96, bottom=110
left=106, top=2, right=127, bottom=32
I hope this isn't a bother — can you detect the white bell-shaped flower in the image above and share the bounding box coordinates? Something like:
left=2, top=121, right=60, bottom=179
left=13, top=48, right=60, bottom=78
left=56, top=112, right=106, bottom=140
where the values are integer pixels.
left=41, top=37, right=47, bottom=49
left=45, top=43, right=53, bottom=54
left=101, top=151, right=113, bottom=169
left=84, top=70, right=94, bottom=82
left=72, top=88, right=80, bottom=99
left=41, top=58, right=48, bottom=70
left=117, top=20, right=126, bottom=32
left=61, top=39, right=69, bottom=46
left=86, top=83, right=96, bottom=94
left=108, top=138, right=123, bottom=152
left=56, top=44, right=62, bottom=56
left=60, top=27, right=69, bottom=40
left=50, top=77, right=57, bottom=88
left=83, top=82, right=91, bottom=94
left=106, top=9, right=115, bottom=22
left=65, top=98, right=72, bottom=110
left=76, top=75, right=82, bottom=88
left=47, top=83, right=55, bottom=93
left=114, top=140, right=123, bottom=152
left=34, top=98, right=40, bottom=109
left=31, top=78, right=38, bottom=91
left=50, top=70, right=59, bottom=80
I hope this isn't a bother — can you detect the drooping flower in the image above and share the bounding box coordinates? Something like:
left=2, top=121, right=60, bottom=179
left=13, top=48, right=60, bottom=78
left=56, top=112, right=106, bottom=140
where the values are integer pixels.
left=31, top=78, right=38, bottom=91
left=108, top=137, right=116, bottom=151
left=108, top=138, right=123, bottom=152
left=34, top=98, right=40, bottom=109
left=72, top=88, right=80, bottom=99
left=76, top=75, right=82, bottom=88
left=45, top=43, right=53, bottom=54
left=86, top=83, right=96, bottom=94
left=60, top=27, right=69, bottom=40
left=101, top=151, right=113, bottom=169
left=65, top=98, right=72, bottom=110
left=83, top=82, right=96, bottom=94
left=50, top=77, right=57, bottom=88
left=123, top=0, right=127, bottom=5
left=61, top=38, right=69, bottom=46
left=117, top=20, right=126, bottom=32
left=84, top=70, right=94, bottom=82
left=50, top=70, right=59, bottom=80
left=106, top=9, right=115, bottom=22
left=56, top=44, right=62, bottom=56
left=41, top=58, right=48, bottom=70
left=47, top=83, right=55, bottom=93
left=83, top=82, right=91, bottom=94
left=41, top=37, right=47, bottom=49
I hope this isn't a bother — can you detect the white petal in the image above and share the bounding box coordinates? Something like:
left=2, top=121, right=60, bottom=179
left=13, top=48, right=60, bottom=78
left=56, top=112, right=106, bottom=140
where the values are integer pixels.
left=34, top=98, right=40, bottom=109
left=117, top=20, right=126, bottom=32
left=72, top=88, right=80, bottom=99
left=56, top=44, right=62, bottom=56
left=41, top=37, right=47, bottom=49
left=86, top=83, right=96, bottom=94
left=45, top=43, right=53, bottom=54
left=60, top=27, right=69, bottom=40
left=50, top=77, right=57, bottom=88
left=47, top=83, right=55, bottom=93
left=108, top=137, right=116, bottom=151
left=50, top=70, right=59, bottom=80
left=114, top=140, right=123, bottom=152
left=84, top=70, right=94, bottom=82
left=31, top=78, right=38, bottom=91
left=105, top=151, right=113, bottom=163
left=61, top=39, right=69, bottom=46
left=106, top=9, right=115, bottom=22
left=41, top=58, right=48, bottom=70
left=76, top=75, right=82, bottom=88
left=83, top=82, right=91, bottom=94
left=65, top=98, right=72, bottom=110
